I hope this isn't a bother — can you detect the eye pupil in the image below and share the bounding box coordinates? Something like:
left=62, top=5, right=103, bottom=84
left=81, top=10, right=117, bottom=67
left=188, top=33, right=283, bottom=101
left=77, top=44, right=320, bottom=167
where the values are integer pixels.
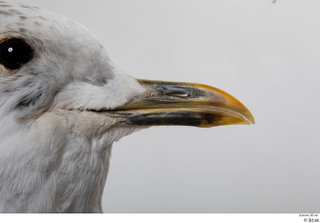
left=0, top=38, right=33, bottom=70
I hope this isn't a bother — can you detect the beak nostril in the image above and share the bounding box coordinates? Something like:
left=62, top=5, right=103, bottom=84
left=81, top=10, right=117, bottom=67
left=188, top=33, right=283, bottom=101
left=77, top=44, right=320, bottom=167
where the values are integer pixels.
left=167, top=93, right=189, bottom=98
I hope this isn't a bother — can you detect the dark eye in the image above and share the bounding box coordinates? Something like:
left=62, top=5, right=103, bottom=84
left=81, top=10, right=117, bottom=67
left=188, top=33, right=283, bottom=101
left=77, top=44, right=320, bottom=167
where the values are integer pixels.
left=0, top=38, right=33, bottom=70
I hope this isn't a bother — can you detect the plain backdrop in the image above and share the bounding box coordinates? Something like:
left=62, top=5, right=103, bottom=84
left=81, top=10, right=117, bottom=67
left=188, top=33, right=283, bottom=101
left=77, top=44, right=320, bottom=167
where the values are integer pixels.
left=7, top=0, right=320, bottom=212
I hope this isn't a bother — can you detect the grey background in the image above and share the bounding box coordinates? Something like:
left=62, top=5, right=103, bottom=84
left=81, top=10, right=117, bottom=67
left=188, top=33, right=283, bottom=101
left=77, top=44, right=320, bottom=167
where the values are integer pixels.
left=8, top=0, right=320, bottom=212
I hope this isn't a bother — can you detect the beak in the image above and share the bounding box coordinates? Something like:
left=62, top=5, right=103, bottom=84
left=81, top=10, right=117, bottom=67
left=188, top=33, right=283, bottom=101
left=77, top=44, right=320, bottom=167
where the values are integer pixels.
left=100, top=79, right=255, bottom=128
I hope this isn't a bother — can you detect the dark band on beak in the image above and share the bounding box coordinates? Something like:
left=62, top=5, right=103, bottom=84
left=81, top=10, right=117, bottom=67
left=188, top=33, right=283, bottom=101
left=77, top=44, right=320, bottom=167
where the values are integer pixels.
left=100, top=79, right=255, bottom=128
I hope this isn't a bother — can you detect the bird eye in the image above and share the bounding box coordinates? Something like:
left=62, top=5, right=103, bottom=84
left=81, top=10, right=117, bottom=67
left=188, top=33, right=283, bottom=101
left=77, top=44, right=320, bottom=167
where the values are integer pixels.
left=0, top=38, right=33, bottom=70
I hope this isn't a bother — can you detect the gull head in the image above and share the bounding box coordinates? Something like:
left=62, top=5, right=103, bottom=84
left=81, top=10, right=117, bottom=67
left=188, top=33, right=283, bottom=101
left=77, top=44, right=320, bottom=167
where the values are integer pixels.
left=0, top=1, right=254, bottom=213
left=0, top=2, right=147, bottom=120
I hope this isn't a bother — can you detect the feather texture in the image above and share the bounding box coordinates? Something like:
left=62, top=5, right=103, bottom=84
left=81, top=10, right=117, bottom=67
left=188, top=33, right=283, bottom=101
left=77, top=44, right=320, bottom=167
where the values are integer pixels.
left=0, top=1, right=147, bottom=212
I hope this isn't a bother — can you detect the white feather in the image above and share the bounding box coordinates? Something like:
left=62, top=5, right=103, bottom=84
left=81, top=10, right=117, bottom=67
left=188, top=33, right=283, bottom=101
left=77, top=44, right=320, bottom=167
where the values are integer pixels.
left=0, top=1, right=148, bottom=212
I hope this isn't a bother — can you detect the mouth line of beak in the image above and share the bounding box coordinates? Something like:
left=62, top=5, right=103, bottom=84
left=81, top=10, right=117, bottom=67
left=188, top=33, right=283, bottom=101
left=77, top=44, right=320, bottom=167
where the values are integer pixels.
left=102, top=106, right=252, bottom=128
left=97, top=79, right=255, bottom=128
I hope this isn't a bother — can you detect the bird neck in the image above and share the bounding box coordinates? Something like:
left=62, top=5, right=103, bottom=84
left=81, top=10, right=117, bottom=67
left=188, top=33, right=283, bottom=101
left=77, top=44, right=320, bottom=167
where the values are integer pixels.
left=0, top=140, right=113, bottom=213
left=0, top=111, right=115, bottom=213
left=0, top=109, right=143, bottom=213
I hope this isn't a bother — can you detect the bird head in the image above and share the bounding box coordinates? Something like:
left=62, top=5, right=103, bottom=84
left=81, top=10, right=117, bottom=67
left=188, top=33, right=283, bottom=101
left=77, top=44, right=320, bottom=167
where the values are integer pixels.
left=0, top=1, right=254, bottom=213
left=0, top=2, right=254, bottom=130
